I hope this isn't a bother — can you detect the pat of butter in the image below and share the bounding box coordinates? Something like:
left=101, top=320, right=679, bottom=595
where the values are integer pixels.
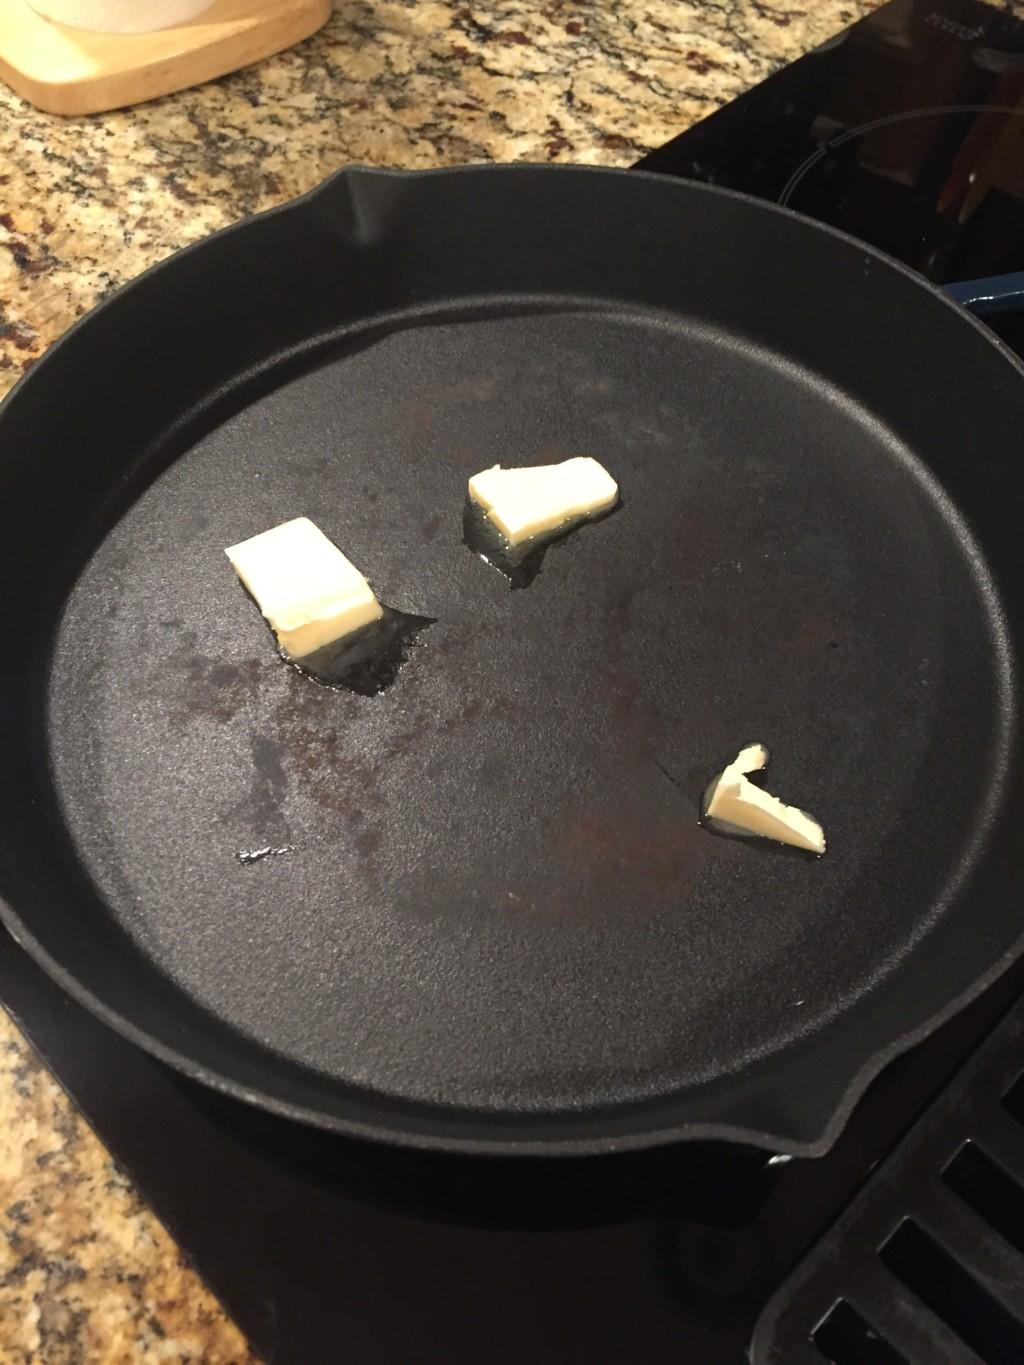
left=704, top=744, right=826, bottom=855
left=468, top=457, right=619, bottom=546
left=225, top=517, right=383, bottom=660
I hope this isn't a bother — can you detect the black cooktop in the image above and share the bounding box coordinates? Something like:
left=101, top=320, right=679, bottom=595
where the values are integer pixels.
left=641, top=0, right=1024, bottom=358
left=4, top=1, right=1024, bottom=1361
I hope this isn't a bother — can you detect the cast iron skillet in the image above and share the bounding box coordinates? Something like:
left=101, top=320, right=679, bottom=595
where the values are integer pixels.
left=0, top=165, right=1021, bottom=1157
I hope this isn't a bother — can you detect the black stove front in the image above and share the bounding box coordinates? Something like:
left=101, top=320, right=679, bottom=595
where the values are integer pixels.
left=6, top=922, right=1024, bottom=1363
left=4, top=1, right=1024, bottom=1361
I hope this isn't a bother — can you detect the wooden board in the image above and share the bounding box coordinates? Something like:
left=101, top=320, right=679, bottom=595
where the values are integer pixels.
left=0, top=0, right=331, bottom=116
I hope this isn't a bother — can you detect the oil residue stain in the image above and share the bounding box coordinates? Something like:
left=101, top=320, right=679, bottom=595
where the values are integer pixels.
left=462, top=496, right=621, bottom=590
left=287, top=607, right=435, bottom=697
left=236, top=844, right=293, bottom=866
left=249, top=734, right=289, bottom=831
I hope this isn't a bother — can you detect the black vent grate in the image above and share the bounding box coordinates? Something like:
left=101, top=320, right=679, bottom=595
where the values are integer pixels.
left=879, top=1218, right=1024, bottom=1362
left=812, top=1299, right=908, bottom=1364
left=751, top=997, right=1024, bottom=1364
left=944, top=1142, right=1024, bottom=1258
left=1002, top=1072, right=1024, bottom=1127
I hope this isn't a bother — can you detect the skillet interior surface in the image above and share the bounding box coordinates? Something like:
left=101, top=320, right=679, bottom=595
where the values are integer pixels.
left=1, top=167, right=1020, bottom=1151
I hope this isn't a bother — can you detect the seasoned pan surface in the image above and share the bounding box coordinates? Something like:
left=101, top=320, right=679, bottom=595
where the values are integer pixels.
left=0, top=166, right=1020, bottom=1153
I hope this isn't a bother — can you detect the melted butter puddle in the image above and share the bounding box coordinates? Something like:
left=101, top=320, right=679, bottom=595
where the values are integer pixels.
left=462, top=496, right=621, bottom=589
left=285, top=606, right=435, bottom=696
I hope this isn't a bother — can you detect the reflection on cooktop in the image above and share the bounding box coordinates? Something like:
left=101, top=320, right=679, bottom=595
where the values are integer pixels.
left=640, top=0, right=1024, bottom=319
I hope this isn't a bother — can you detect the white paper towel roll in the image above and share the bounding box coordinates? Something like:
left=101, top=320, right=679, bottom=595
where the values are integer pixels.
left=27, top=0, right=218, bottom=33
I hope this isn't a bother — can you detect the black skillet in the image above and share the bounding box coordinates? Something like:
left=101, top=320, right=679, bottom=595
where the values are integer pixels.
left=0, top=165, right=1022, bottom=1157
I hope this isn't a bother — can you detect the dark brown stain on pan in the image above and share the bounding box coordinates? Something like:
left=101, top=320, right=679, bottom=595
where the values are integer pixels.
left=561, top=808, right=706, bottom=900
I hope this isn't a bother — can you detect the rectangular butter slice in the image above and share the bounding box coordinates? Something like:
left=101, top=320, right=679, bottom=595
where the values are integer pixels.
left=468, top=457, right=619, bottom=545
left=225, top=516, right=383, bottom=660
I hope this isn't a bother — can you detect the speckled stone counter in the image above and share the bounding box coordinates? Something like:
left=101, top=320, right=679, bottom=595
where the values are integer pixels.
left=0, top=1, right=906, bottom=1359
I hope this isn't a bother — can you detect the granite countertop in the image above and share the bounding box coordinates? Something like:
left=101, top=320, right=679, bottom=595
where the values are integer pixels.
left=0, top=1, right=889, bottom=1359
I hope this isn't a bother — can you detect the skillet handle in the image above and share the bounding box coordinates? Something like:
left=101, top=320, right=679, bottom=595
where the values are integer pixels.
left=944, top=271, right=1024, bottom=319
